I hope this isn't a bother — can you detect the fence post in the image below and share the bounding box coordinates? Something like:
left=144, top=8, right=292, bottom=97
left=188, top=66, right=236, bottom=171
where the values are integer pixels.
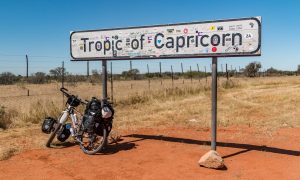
left=205, top=66, right=207, bottom=83
left=181, top=62, right=184, bottom=84
left=235, top=67, right=237, bottom=77
left=221, top=64, right=223, bottom=77
left=159, top=62, right=162, bottom=85
left=226, top=63, right=229, bottom=80
left=197, top=64, right=200, bottom=82
left=130, top=60, right=133, bottom=89
left=171, top=65, right=174, bottom=88
left=61, top=61, right=65, bottom=107
left=190, top=66, right=192, bottom=83
left=147, top=64, right=150, bottom=90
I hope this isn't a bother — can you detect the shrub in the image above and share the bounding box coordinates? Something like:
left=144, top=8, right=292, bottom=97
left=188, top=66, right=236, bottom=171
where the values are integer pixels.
left=221, top=79, right=240, bottom=89
left=244, top=62, right=261, bottom=77
left=28, top=72, right=48, bottom=84
left=0, top=72, right=19, bottom=85
left=0, top=106, right=13, bottom=129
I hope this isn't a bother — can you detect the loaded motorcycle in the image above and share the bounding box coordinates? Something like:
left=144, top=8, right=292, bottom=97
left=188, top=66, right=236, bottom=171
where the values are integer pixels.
left=42, top=87, right=114, bottom=155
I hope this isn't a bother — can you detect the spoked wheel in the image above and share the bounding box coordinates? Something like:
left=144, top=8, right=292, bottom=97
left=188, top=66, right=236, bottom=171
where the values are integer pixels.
left=78, top=125, right=107, bottom=155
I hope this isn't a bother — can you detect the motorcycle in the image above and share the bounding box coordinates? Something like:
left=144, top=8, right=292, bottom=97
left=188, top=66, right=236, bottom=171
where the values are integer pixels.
left=42, top=87, right=114, bottom=155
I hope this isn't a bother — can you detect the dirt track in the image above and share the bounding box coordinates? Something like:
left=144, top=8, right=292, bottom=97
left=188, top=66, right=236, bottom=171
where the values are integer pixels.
left=0, top=127, right=299, bottom=180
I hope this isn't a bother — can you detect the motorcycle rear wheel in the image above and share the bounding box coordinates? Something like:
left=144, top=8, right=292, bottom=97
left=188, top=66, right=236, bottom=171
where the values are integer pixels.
left=78, top=125, right=107, bottom=155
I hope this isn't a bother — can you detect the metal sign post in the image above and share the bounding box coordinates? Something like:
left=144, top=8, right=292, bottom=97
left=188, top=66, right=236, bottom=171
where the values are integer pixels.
left=102, top=60, right=108, bottom=99
left=211, top=57, right=218, bottom=151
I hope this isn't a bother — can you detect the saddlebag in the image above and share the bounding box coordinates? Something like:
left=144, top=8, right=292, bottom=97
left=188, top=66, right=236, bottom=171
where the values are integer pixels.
left=57, top=123, right=71, bottom=142
left=41, top=117, right=57, bottom=134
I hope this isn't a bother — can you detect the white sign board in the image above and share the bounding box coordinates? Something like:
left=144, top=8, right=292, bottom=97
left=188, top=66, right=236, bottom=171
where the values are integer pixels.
left=70, top=17, right=261, bottom=60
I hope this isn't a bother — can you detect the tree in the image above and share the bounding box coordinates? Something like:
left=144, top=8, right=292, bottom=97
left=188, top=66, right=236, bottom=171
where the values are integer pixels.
left=298, top=65, right=300, bottom=75
left=29, top=72, right=47, bottom=84
left=0, top=72, right=18, bottom=84
left=91, top=69, right=100, bottom=76
left=266, top=67, right=280, bottom=75
left=49, top=67, right=67, bottom=81
left=49, top=67, right=65, bottom=78
left=244, top=62, right=261, bottom=77
left=121, top=69, right=140, bottom=79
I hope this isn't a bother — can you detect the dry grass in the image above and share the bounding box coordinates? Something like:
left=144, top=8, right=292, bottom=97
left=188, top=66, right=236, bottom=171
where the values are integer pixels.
left=0, top=76, right=300, bottom=160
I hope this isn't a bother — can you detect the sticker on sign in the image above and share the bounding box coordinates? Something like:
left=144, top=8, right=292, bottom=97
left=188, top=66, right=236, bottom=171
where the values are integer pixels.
left=70, top=17, right=261, bottom=61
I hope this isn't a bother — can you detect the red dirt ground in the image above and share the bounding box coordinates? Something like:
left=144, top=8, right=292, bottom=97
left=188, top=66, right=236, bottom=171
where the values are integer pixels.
left=0, top=126, right=299, bottom=180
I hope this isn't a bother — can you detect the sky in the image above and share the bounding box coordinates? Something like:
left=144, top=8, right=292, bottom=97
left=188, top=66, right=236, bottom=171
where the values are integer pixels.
left=0, top=0, right=299, bottom=75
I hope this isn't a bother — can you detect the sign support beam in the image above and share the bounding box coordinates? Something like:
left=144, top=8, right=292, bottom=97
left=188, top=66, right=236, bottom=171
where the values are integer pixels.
left=102, top=60, right=108, bottom=99
left=198, top=57, right=224, bottom=169
left=211, top=57, right=217, bottom=151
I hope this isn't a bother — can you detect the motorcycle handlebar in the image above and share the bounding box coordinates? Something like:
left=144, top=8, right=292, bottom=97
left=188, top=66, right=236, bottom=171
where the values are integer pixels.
left=60, top=87, right=88, bottom=106
left=59, top=88, right=113, bottom=106
left=60, top=87, right=70, bottom=97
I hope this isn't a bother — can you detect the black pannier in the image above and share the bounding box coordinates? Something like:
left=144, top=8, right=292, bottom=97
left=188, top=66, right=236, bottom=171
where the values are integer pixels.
left=42, top=117, right=57, bottom=134
left=57, top=123, right=71, bottom=142
left=67, top=95, right=81, bottom=107
left=82, top=97, right=115, bottom=134
left=83, top=97, right=102, bottom=133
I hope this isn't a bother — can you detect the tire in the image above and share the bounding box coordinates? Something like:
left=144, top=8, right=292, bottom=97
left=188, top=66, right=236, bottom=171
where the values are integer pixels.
left=79, top=125, right=107, bottom=155
left=46, top=123, right=62, bottom=148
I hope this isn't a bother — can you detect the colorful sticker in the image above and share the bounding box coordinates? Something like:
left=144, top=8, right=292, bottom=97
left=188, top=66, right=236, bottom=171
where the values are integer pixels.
left=245, top=33, right=253, bottom=39
left=167, top=29, right=174, bottom=33
left=249, top=22, right=254, bottom=28
left=183, top=28, right=189, bottom=34
left=217, top=26, right=223, bottom=31
left=236, top=25, right=243, bottom=30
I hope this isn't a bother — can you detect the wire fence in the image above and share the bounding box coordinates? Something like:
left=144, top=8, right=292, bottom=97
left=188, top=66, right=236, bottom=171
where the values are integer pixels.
left=0, top=54, right=298, bottom=102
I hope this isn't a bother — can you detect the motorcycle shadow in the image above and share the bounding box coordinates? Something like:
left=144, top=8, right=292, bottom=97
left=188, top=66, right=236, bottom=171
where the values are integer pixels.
left=100, top=140, right=136, bottom=155
left=50, top=141, right=77, bottom=149
left=49, top=139, right=137, bottom=155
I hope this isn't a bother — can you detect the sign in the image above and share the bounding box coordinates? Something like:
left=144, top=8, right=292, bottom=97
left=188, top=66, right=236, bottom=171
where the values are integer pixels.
left=70, top=17, right=261, bottom=60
